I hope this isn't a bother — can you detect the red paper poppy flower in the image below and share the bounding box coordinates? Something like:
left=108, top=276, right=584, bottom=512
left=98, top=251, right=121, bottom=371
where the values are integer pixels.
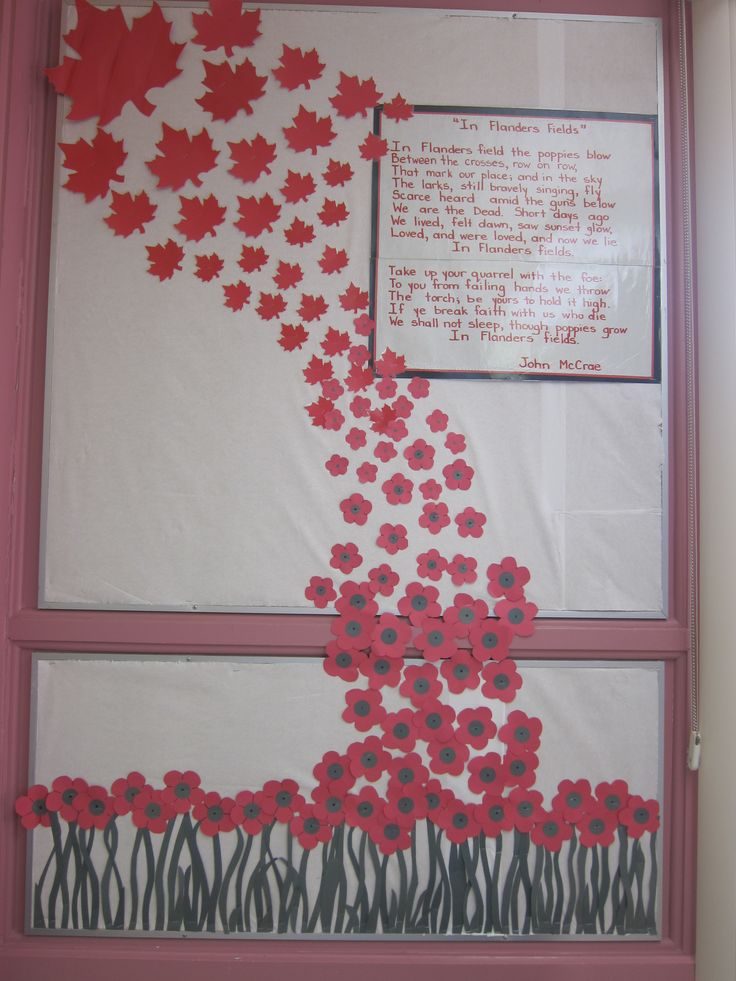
left=469, top=618, right=512, bottom=663
left=404, top=437, right=435, bottom=471
left=456, top=706, right=496, bottom=750
left=474, top=794, right=515, bottom=836
left=335, top=580, right=378, bottom=618
left=443, top=458, right=474, bottom=491
left=397, top=581, right=441, bottom=625
left=552, top=779, right=594, bottom=823
left=499, top=710, right=543, bottom=754
left=305, top=575, right=336, bottom=609
left=398, top=662, right=443, bottom=706
left=343, top=687, right=386, bottom=732
left=445, top=593, right=489, bottom=637
left=111, top=771, right=150, bottom=815
left=350, top=395, right=372, bottom=418
left=595, top=779, right=630, bottom=814
left=371, top=613, right=411, bottom=659
left=356, top=461, right=378, bottom=484
left=341, top=493, right=371, bottom=529
left=428, top=737, right=469, bottom=776
left=162, top=770, right=204, bottom=814
left=426, top=409, right=448, bottom=432
left=325, top=454, right=348, bottom=476
left=503, top=750, right=539, bottom=790
left=577, top=803, right=618, bottom=847
left=620, top=795, right=660, bottom=838
left=374, top=440, right=397, bottom=462
left=313, top=751, right=355, bottom=794
left=330, top=541, right=362, bottom=573
left=419, top=501, right=450, bottom=536
left=508, top=788, right=544, bottom=833
left=413, top=698, right=456, bottom=743
left=376, top=522, right=408, bottom=555
left=312, top=785, right=347, bottom=827
left=380, top=707, right=418, bottom=752
left=440, top=652, right=482, bottom=694
left=408, top=377, right=430, bottom=398
left=361, top=652, right=402, bottom=689
left=132, top=789, right=175, bottom=834
left=367, top=563, right=399, bottom=596
left=436, top=799, right=480, bottom=844
left=344, top=785, right=383, bottom=832
left=346, top=735, right=391, bottom=782
left=376, top=376, right=398, bottom=399
left=455, top=506, right=486, bottom=539
left=419, top=478, right=442, bottom=500
left=369, top=813, right=412, bottom=855
left=73, top=785, right=114, bottom=830
left=445, top=432, right=466, bottom=453
left=46, top=776, right=89, bottom=822
left=385, top=784, right=428, bottom=828
left=486, top=556, right=531, bottom=602
left=331, top=611, right=374, bottom=650
left=416, top=548, right=447, bottom=581
left=386, top=752, right=429, bottom=795
left=481, top=659, right=523, bottom=702
left=494, top=598, right=538, bottom=638
left=290, top=805, right=332, bottom=849
left=193, top=791, right=237, bottom=836
left=415, top=618, right=461, bottom=662
left=420, top=778, right=455, bottom=822
left=261, top=779, right=305, bottom=823
left=467, top=751, right=507, bottom=796
left=345, top=427, right=367, bottom=450
left=382, top=472, right=414, bottom=505
left=323, top=641, right=366, bottom=682
left=15, top=785, right=51, bottom=829
left=447, top=554, right=478, bottom=585
left=531, top=809, right=573, bottom=851
left=231, top=789, right=274, bottom=834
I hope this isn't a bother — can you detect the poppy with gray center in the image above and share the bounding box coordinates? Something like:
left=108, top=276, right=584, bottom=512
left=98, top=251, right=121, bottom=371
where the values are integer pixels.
left=350, top=594, right=367, bottom=610
left=499, top=571, right=516, bottom=588
left=517, top=801, right=533, bottom=817
left=427, top=559, right=438, bottom=569
left=357, top=800, right=374, bottom=817
left=88, top=799, right=106, bottom=815
left=360, top=751, right=378, bottom=769
left=335, top=652, right=353, bottom=668
left=124, top=786, right=142, bottom=802
left=425, top=712, right=442, bottom=729
left=451, top=468, right=464, bottom=481
left=350, top=503, right=362, bottom=515
left=339, top=552, right=351, bottom=564
left=398, top=767, right=415, bottom=784
left=514, top=726, right=531, bottom=743
left=326, top=797, right=342, bottom=812
left=479, top=767, right=497, bottom=784
left=452, top=812, right=468, bottom=828
left=345, top=620, right=364, bottom=637
left=376, top=573, right=389, bottom=584
left=507, top=608, right=525, bottom=625
left=489, top=804, right=505, bottom=821
left=456, top=562, right=469, bottom=573
left=467, top=720, right=485, bottom=736
left=380, top=627, right=398, bottom=645
left=412, top=677, right=430, bottom=694
left=426, top=793, right=440, bottom=810
left=440, top=747, right=457, bottom=763
left=275, top=790, right=292, bottom=807
left=388, top=533, right=400, bottom=544
left=428, top=511, right=440, bottom=523
left=458, top=607, right=475, bottom=623
left=315, top=584, right=327, bottom=596
left=633, top=807, right=651, bottom=824
left=509, top=759, right=527, bottom=777
left=493, top=674, right=510, bottom=690
left=32, top=799, right=48, bottom=815
left=61, top=788, right=78, bottom=805
left=207, top=805, right=224, bottom=822
left=393, top=483, right=404, bottom=495
left=384, top=823, right=401, bottom=840
left=243, top=803, right=260, bottom=818
left=398, top=796, right=415, bottom=813
left=411, top=595, right=428, bottom=611
left=588, top=818, right=605, bottom=834
left=303, top=817, right=320, bottom=833
left=327, top=762, right=345, bottom=780
left=145, top=802, right=162, bottom=818
left=413, top=449, right=425, bottom=459
left=542, top=821, right=559, bottom=838
left=392, top=722, right=410, bottom=739
left=354, top=700, right=371, bottom=716
left=452, top=663, right=470, bottom=679
left=427, top=630, right=445, bottom=647
left=174, top=782, right=191, bottom=799
left=480, top=631, right=499, bottom=649
left=566, top=792, right=582, bottom=809
left=373, top=658, right=391, bottom=675
left=603, top=794, right=622, bottom=811
left=464, top=517, right=476, bottom=528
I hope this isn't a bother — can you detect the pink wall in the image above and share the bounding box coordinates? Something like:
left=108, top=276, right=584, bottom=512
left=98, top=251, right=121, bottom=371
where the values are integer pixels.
left=0, top=1, right=697, bottom=978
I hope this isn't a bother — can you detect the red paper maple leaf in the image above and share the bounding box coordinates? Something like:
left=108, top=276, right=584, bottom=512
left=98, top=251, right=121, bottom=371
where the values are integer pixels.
left=238, top=244, right=269, bottom=273
left=321, top=327, right=351, bottom=357
left=235, top=194, right=281, bottom=237
left=256, top=292, right=287, bottom=320
left=146, top=125, right=218, bottom=191
left=59, top=128, right=126, bottom=202
left=197, top=59, right=267, bottom=121
left=46, top=0, right=183, bottom=125
left=303, top=355, right=333, bottom=385
left=280, top=171, right=316, bottom=203
left=298, top=293, right=328, bottom=323
left=272, top=45, right=325, bottom=90
left=330, top=73, right=382, bottom=119
left=346, top=363, right=375, bottom=393
left=383, top=93, right=413, bottom=121
left=370, top=404, right=398, bottom=434
left=306, top=395, right=336, bottom=427
left=104, top=190, right=155, bottom=236
left=375, top=348, right=406, bottom=377
left=146, top=239, right=184, bottom=280
left=191, top=0, right=261, bottom=55
left=194, top=253, right=224, bottom=282
left=359, top=132, right=389, bottom=161
left=174, top=194, right=226, bottom=241
left=228, top=135, right=277, bottom=183
left=339, top=283, right=369, bottom=311
left=319, top=246, right=348, bottom=275
left=279, top=322, right=309, bottom=351
left=318, top=198, right=349, bottom=227
left=284, top=218, right=315, bottom=247
left=283, top=105, right=336, bottom=155
left=223, top=281, right=252, bottom=311
left=273, top=260, right=303, bottom=290
left=322, top=159, right=354, bottom=187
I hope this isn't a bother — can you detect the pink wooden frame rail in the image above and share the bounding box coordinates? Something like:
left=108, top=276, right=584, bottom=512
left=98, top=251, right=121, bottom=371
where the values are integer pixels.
left=0, top=0, right=697, bottom=978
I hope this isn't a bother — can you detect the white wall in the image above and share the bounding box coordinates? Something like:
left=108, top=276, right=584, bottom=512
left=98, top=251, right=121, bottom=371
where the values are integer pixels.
left=693, top=1, right=736, bottom=978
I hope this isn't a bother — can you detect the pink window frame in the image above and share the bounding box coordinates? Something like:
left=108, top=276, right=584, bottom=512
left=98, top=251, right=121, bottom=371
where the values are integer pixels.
left=0, top=0, right=697, bottom=978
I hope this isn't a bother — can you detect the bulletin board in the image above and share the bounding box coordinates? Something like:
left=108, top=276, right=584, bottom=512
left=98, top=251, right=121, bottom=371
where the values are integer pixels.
left=39, top=1, right=667, bottom=617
